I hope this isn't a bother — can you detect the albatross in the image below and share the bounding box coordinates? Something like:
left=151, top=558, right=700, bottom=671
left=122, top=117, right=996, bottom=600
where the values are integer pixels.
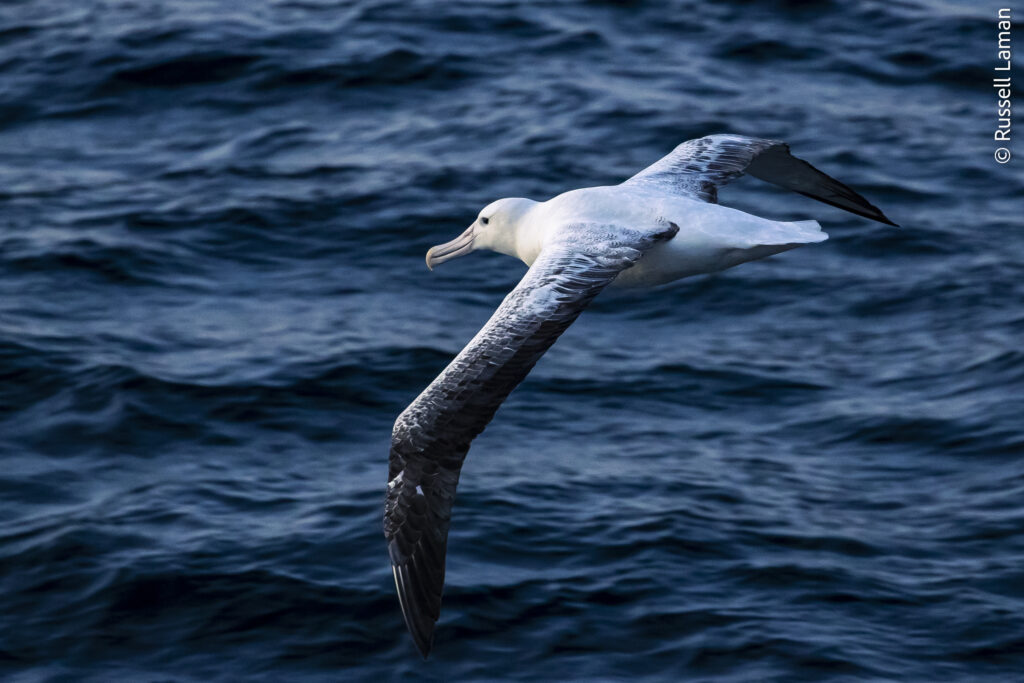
left=384, top=134, right=896, bottom=657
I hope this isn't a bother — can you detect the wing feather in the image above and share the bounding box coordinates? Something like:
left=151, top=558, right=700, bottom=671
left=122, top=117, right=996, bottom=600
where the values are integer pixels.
left=383, top=222, right=677, bottom=658
left=623, top=134, right=897, bottom=226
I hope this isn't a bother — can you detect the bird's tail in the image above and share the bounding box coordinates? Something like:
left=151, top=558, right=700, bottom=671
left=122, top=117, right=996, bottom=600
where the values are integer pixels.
left=746, top=219, right=827, bottom=247
left=781, top=219, right=828, bottom=244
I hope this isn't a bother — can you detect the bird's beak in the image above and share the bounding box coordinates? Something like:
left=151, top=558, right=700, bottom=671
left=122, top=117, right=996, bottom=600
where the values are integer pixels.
left=425, top=224, right=475, bottom=270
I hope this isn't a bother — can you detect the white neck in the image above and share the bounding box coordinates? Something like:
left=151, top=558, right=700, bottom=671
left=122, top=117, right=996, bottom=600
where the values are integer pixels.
left=511, top=207, right=545, bottom=265
left=478, top=198, right=541, bottom=263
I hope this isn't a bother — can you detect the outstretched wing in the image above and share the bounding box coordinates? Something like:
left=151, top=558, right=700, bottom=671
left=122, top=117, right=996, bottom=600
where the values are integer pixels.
left=384, top=222, right=678, bottom=658
left=623, top=134, right=897, bottom=226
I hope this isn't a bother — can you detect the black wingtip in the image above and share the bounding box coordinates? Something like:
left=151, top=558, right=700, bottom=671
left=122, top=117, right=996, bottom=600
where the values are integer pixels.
left=856, top=208, right=899, bottom=227
left=403, top=601, right=435, bottom=659
left=791, top=189, right=898, bottom=227
left=747, top=146, right=899, bottom=228
left=854, top=200, right=899, bottom=227
left=413, top=631, right=434, bottom=660
left=392, top=562, right=438, bottom=659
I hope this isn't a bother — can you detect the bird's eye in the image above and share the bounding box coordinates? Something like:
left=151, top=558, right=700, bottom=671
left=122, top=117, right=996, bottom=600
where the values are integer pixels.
left=480, top=216, right=489, bottom=225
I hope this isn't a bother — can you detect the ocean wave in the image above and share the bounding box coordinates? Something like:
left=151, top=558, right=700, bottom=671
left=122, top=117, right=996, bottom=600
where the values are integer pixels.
left=3, top=0, right=1023, bottom=678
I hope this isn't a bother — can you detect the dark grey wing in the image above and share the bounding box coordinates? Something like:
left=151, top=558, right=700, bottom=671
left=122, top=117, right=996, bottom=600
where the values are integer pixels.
left=384, top=222, right=678, bottom=658
left=623, top=134, right=897, bottom=226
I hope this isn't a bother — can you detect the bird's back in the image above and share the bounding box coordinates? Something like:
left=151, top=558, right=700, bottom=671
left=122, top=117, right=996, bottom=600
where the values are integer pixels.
left=536, top=185, right=827, bottom=288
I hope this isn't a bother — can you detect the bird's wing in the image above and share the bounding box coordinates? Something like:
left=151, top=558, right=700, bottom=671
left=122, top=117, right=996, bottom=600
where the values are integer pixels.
left=384, top=221, right=678, bottom=658
left=622, top=134, right=897, bottom=226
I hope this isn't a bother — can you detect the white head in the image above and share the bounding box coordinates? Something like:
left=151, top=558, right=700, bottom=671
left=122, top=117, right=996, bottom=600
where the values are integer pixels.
left=425, top=197, right=536, bottom=269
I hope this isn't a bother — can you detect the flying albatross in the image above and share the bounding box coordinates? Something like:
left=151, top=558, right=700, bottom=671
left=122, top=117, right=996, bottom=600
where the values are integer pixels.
left=384, top=134, right=896, bottom=657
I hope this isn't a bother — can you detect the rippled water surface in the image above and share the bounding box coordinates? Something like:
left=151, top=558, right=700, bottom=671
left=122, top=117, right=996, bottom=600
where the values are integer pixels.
left=2, top=0, right=1023, bottom=680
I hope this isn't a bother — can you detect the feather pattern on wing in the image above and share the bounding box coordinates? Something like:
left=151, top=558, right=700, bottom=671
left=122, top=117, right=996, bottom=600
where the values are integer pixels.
left=383, top=221, right=678, bottom=658
left=623, top=134, right=897, bottom=225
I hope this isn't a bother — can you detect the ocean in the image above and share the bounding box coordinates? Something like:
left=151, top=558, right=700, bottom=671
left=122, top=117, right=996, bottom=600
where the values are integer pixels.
left=1, top=0, right=1023, bottom=680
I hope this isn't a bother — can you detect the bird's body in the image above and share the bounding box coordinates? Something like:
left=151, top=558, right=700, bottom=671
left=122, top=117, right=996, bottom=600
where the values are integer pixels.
left=384, top=134, right=896, bottom=658
left=501, top=184, right=826, bottom=287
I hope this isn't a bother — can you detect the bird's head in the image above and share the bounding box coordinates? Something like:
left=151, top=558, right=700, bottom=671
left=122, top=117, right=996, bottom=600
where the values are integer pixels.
left=426, top=197, right=535, bottom=270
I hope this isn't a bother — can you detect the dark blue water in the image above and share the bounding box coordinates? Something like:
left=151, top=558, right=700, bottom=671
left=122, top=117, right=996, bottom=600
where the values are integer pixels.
left=2, top=0, right=1023, bottom=680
